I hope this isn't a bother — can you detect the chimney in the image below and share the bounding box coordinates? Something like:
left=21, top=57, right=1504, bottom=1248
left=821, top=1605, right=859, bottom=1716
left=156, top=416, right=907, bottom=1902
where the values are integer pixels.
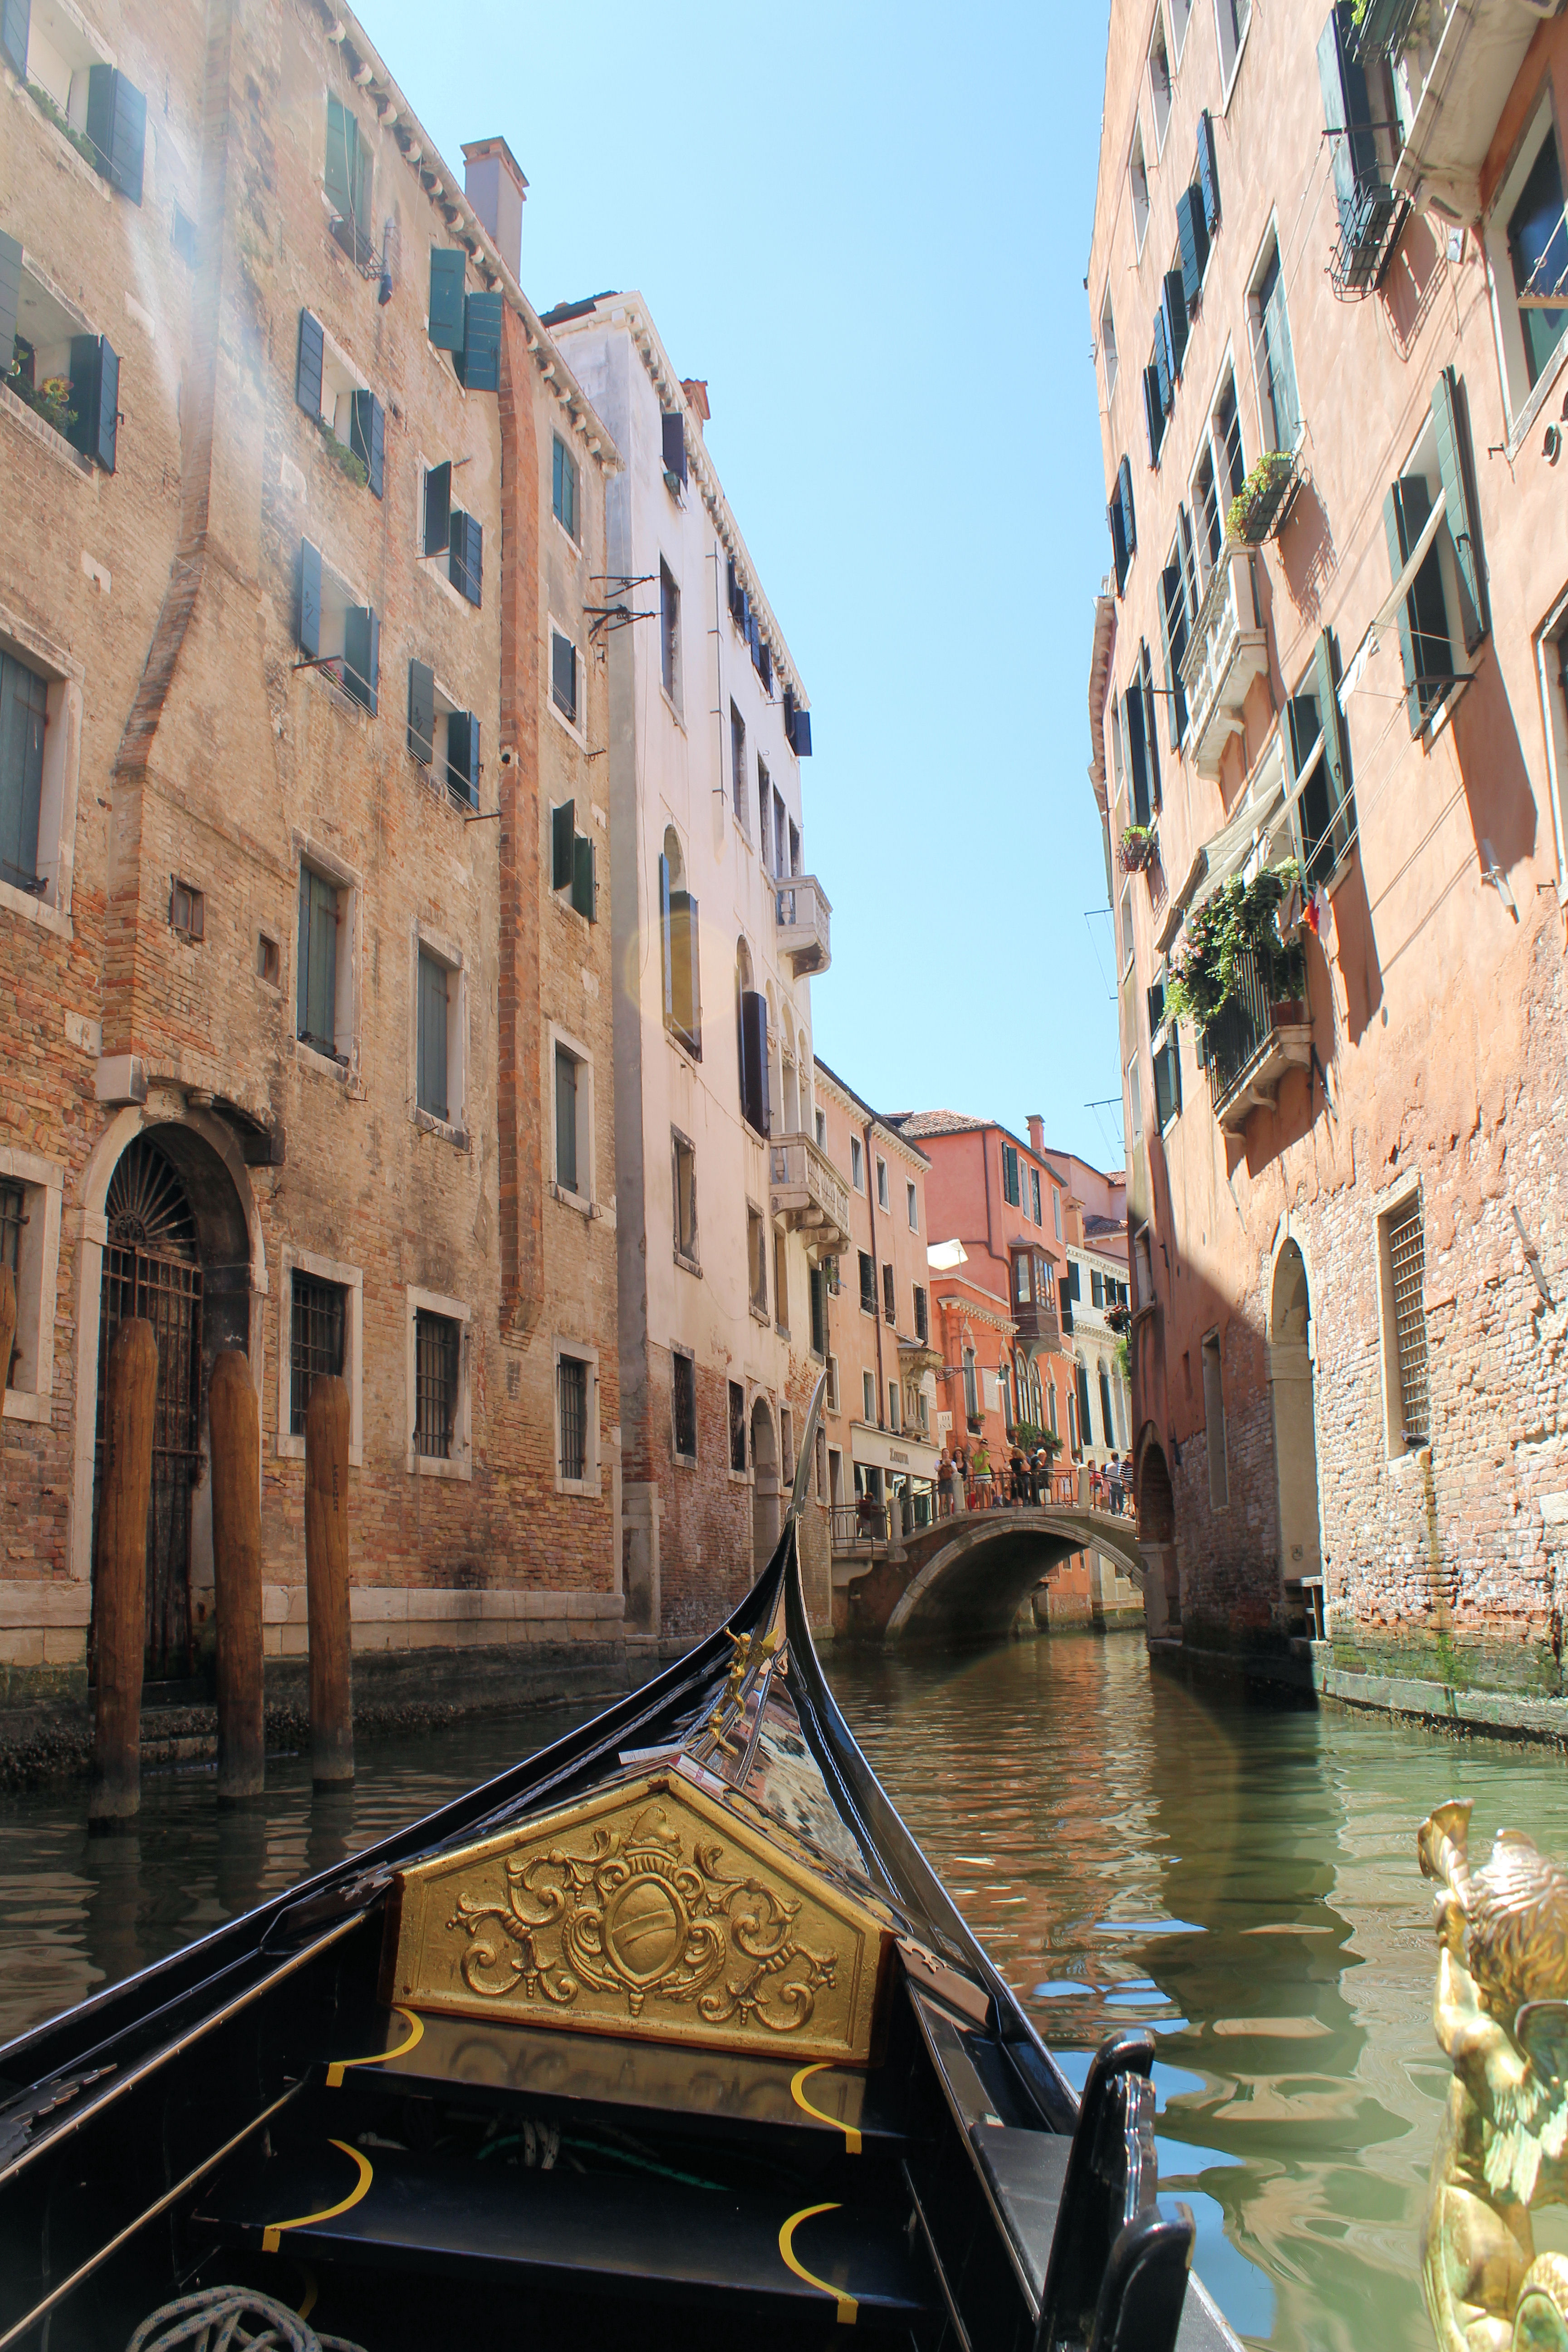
left=461, top=137, right=527, bottom=282
left=1027, top=1114, right=1045, bottom=1156
left=681, top=378, right=710, bottom=430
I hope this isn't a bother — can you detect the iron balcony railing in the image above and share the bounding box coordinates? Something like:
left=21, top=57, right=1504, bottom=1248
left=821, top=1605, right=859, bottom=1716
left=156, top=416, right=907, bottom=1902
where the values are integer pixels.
left=1199, top=943, right=1274, bottom=1103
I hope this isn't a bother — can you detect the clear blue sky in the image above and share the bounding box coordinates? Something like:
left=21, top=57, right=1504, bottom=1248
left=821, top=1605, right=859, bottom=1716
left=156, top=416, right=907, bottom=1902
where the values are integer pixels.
left=362, top=0, right=1124, bottom=1168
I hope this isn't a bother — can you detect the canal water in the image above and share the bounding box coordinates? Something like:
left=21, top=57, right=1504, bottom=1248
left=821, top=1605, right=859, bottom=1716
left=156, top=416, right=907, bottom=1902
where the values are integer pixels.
left=4, top=1635, right=1567, bottom=2352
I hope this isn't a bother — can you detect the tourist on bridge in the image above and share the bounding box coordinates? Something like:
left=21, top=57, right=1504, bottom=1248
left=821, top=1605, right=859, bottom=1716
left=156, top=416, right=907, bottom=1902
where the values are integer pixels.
left=1009, top=1447, right=1031, bottom=1506
left=937, top=1450, right=956, bottom=1517
left=1105, top=1451, right=1124, bottom=1514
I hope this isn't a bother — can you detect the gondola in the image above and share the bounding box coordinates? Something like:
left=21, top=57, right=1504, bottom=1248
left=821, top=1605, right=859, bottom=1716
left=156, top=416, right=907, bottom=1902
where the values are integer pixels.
left=0, top=1382, right=1242, bottom=2352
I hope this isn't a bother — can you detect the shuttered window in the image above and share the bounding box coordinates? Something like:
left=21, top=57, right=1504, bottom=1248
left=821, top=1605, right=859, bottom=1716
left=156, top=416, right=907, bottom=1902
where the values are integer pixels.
left=326, top=97, right=371, bottom=239
left=0, top=0, right=27, bottom=78
left=0, top=650, right=47, bottom=894
left=740, top=990, right=769, bottom=1133
left=552, top=802, right=576, bottom=892
left=416, top=950, right=449, bottom=1121
left=86, top=66, right=146, bottom=202
left=428, top=248, right=466, bottom=352
left=67, top=334, right=118, bottom=472
left=551, top=630, right=578, bottom=722
left=1160, top=536, right=1191, bottom=747
left=407, top=661, right=435, bottom=767
left=553, top=434, right=579, bottom=539
left=297, top=867, right=339, bottom=1055
left=554, top=1044, right=580, bottom=1192
left=461, top=291, right=502, bottom=392
left=728, top=1380, right=747, bottom=1472
left=423, top=463, right=451, bottom=558
left=296, top=310, right=325, bottom=419
left=341, top=605, right=378, bottom=713
left=448, top=511, right=482, bottom=607
left=1002, top=1142, right=1021, bottom=1207
left=1176, top=183, right=1210, bottom=307
left=349, top=389, right=384, bottom=499
left=446, top=711, right=479, bottom=810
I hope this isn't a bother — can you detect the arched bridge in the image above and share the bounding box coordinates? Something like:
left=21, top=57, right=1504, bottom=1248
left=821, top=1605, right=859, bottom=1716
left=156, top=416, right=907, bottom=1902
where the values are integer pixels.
left=836, top=1507, right=1145, bottom=1645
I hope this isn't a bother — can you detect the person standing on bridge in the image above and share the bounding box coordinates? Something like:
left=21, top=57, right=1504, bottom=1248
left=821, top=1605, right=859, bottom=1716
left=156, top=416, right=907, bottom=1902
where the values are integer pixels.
left=937, top=1450, right=956, bottom=1517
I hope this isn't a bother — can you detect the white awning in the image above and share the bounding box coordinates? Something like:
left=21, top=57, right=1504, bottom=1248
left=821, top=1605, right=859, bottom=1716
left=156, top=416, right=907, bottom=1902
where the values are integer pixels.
left=850, top=1423, right=940, bottom=1477
left=927, top=1239, right=968, bottom=1271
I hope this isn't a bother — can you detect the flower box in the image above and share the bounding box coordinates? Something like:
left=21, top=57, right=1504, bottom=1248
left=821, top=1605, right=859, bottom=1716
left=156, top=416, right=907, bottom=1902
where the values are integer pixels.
left=1227, top=447, right=1302, bottom=545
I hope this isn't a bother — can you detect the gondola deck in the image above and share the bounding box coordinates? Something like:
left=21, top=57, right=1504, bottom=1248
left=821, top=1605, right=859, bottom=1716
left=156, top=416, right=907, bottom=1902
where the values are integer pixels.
left=0, top=1385, right=1244, bottom=2352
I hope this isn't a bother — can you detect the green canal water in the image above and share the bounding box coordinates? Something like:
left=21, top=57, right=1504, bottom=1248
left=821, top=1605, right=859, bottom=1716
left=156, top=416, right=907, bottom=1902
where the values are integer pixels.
left=5, top=1632, right=1567, bottom=2352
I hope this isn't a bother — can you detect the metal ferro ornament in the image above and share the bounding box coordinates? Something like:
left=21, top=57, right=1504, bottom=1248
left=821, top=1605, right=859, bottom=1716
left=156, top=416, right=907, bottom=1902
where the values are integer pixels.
left=1418, top=1798, right=1568, bottom=2352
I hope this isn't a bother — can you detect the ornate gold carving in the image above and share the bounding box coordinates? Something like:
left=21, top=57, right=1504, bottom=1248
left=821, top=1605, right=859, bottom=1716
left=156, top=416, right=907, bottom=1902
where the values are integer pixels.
left=387, top=1774, right=890, bottom=2063
left=1418, top=1798, right=1568, bottom=2352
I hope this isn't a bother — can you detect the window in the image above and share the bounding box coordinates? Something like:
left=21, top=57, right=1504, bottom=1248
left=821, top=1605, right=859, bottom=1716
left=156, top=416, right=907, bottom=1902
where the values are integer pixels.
left=1192, top=373, right=1245, bottom=577
left=1130, top=121, right=1150, bottom=254
left=729, top=1379, right=747, bottom=1472
left=862, top=1369, right=877, bottom=1424
left=1122, top=652, right=1159, bottom=828
left=288, top=1269, right=346, bottom=1437
left=1485, top=102, right=1568, bottom=427
left=417, top=949, right=451, bottom=1122
left=297, top=864, right=346, bottom=1060
left=672, top=1130, right=698, bottom=1266
left=660, top=830, right=701, bottom=1058
left=1381, top=373, right=1488, bottom=735
left=257, top=933, right=279, bottom=985
left=1030, top=1167, right=1042, bottom=1225
left=888, top=1382, right=901, bottom=1435
left=414, top=1309, right=460, bottom=1459
left=5, top=9, right=146, bottom=201
left=294, top=311, right=383, bottom=496
left=325, top=95, right=373, bottom=268
left=1215, top=0, right=1251, bottom=96
left=1127, top=1049, right=1144, bottom=1149
left=850, top=1137, right=864, bottom=1191
left=1100, top=286, right=1118, bottom=399
left=826, top=1354, right=840, bottom=1411
left=808, top=1263, right=827, bottom=1357
left=748, top=1205, right=768, bottom=1318
left=730, top=704, right=747, bottom=830
left=1002, top=1141, right=1021, bottom=1208
left=672, top=1347, right=697, bottom=1461
left=963, top=1348, right=979, bottom=1422
left=1054, top=1188, right=1063, bottom=1241
left=550, top=627, right=579, bottom=725
left=296, top=541, right=378, bottom=712
left=552, top=433, right=580, bottom=539
left=1014, top=1253, right=1031, bottom=1305
left=1251, top=239, right=1300, bottom=455
left=1379, top=1192, right=1431, bottom=1453
left=1108, top=454, right=1137, bottom=594
left=876, top=1156, right=889, bottom=1210
left=0, top=650, right=47, bottom=897
left=907, top=1179, right=919, bottom=1231
left=0, top=1148, right=62, bottom=1420
left=550, top=799, right=596, bottom=922
left=758, top=765, right=771, bottom=868
left=1148, top=11, right=1172, bottom=152
left=1286, top=632, right=1357, bottom=884
left=1160, top=519, right=1193, bottom=748
left=773, top=1229, right=790, bottom=1333
left=1170, top=0, right=1192, bottom=56
left=914, top=1284, right=928, bottom=1342
left=659, top=560, right=681, bottom=708
left=1153, top=1025, right=1182, bottom=1129
left=556, top=1351, right=588, bottom=1483
left=407, top=662, right=480, bottom=811
left=882, top=1263, right=896, bottom=1324
left=858, top=1250, right=876, bottom=1315
left=2, top=240, right=120, bottom=470
left=554, top=1040, right=584, bottom=1196
left=1099, top=1367, right=1116, bottom=1448
left=1201, top=1331, right=1228, bottom=1505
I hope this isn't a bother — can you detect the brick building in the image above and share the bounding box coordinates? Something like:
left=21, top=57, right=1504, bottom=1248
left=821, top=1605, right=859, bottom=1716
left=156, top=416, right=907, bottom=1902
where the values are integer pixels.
left=1088, top=0, right=1568, bottom=1712
left=544, top=298, right=843, bottom=1642
left=0, top=0, right=624, bottom=1740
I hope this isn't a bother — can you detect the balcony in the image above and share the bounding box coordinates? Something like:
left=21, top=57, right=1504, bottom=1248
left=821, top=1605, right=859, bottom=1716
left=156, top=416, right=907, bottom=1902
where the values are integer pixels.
left=1328, top=168, right=1411, bottom=300
left=774, top=876, right=832, bottom=978
left=768, top=1132, right=853, bottom=1259
left=897, top=1331, right=942, bottom=1377
left=1012, top=1297, right=1066, bottom=1354
left=1179, top=545, right=1270, bottom=781
left=1200, top=945, right=1313, bottom=1134
left=1357, top=0, right=1550, bottom=221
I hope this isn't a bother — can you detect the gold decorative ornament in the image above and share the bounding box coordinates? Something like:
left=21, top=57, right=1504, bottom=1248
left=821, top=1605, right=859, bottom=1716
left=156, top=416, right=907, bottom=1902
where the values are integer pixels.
left=383, top=1771, right=892, bottom=2064
left=1418, top=1798, right=1568, bottom=2352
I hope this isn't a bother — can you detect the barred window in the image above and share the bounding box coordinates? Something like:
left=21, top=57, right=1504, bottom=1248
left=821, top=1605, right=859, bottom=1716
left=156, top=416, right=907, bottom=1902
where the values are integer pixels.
left=290, top=1270, right=345, bottom=1435
left=672, top=1348, right=697, bottom=1462
left=558, top=1353, right=588, bottom=1482
left=1387, top=1200, right=1430, bottom=1447
left=414, top=1309, right=460, bottom=1459
left=728, top=1378, right=746, bottom=1472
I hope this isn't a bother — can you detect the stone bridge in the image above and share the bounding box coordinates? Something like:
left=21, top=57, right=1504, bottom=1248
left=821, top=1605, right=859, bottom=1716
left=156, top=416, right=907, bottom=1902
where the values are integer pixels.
left=835, top=1506, right=1146, bottom=1645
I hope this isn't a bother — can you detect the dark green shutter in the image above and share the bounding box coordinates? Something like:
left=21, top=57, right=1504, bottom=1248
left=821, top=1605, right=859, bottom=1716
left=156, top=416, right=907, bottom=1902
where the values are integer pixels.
left=1109, top=490, right=1130, bottom=593
left=1125, top=684, right=1151, bottom=828
left=1162, top=270, right=1188, bottom=377
left=295, top=310, right=324, bottom=418
left=1431, top=366, right=1487, bottom=651
left=297, top=540, right=321, bottom=657
left=0, top=230, right=22, bottom=365
left=343, top=606, right=378, bottom=714
left=0, top=652, right=45, bottom=890
left=1196, top=108, right=1221, bottom=235
left=1159, top=564, right=1185, bottom=748
left=350, top=388, right=383, bottom=497
left=1318, top=6, right=1379, bottom=240
left=1140, top=645, right=1162, bottom=811
left=417, top=951, right=448, bottom=1119
left=0, top=0, right=27, bottom=79
left=298, top=868, right=336, bottom=1050
left=68, top=335, right=117, bottom=472
left=407, top=659, right=434, bottom=764
left=1154, top=1040, right=1177, bottom=1128
left=449, top=511, right=482, bottom=606
left=87, top=67, right=145, bottom=202
left=1152, top=312, right=1173, bottom=413
left=447, top=711, right=478, bottom=807
left=555, top=1047, right=578, bottom=1191
left=551, top=628, right=576, bottom=719
left=572, top=833, right=595, bottom=922
left=1143, top=361, right=1164, bottom=467
left=423, top=461, right=451, bottom=556
left=1118, top=455, right=1137, bottom=559
left=1176, top=184, right=1209, bottom=306
left=462, top=290, right=503, bottom=391
left=658, top=853, right=674, bottom=1025
left=741, top=991, right=769, bottom=1132
left=1380, top=485, right=1419, bottom=729
left=428, top=248, right=466, bottom=351
left=1314, top=629, right=1353, bottom=849
left=553, top=802, right=575, bottom=891
left=325, top=98, right=353, bottom=222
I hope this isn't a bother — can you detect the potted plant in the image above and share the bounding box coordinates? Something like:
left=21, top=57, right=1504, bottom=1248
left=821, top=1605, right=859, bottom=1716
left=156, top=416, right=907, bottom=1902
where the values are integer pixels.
left=1165, top=863, right=1307, bottom=1043
left=4, top=360, right=75, bottom=439
left=1227, top=447, right=1301, bottom=545
left=1119, top=824, right=1156, bottom=874
left=1106, top=1301, right=1132, bottom=1335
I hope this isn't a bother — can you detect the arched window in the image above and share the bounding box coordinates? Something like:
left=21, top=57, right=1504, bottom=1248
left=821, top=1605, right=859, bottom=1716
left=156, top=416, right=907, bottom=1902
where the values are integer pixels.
left=736, top=936, right=768, bottom=1133
left=660, top=828, right=700, bottom=1056
left=765, top=986, right=783, bottom=1134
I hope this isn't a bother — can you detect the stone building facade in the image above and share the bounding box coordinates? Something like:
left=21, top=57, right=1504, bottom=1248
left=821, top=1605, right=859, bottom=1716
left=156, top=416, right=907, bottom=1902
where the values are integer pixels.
left=1088, top=0, right=1568, bottom=1717
left=545, top=298, right=843, bottom=1642
left=0, top=0, right=624, bottom=1743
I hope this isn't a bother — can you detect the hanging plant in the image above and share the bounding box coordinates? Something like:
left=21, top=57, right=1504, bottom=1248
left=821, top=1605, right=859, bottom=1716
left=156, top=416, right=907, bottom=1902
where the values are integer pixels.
left=316, top=415, right=369, bottom=489
left=1165, top=864, right=1307, bottom=1036
left=1119, top=824, right=1156, bottom=874
left=1227, top=448, right=1299, bottom=544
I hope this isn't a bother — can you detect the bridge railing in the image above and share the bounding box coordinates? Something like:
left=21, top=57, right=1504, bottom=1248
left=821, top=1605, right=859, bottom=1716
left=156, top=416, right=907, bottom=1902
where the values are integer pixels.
left=831, top=1502, right=888, bottom=1553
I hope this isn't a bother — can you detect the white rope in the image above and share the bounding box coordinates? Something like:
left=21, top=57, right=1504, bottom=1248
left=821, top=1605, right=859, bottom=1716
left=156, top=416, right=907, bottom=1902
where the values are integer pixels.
left=127, top=2286, right=367, bottom=2352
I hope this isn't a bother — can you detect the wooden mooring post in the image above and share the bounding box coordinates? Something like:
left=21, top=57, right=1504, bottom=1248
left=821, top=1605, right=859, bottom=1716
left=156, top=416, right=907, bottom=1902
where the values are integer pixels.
left=88, top=1318, right=158, bottom=1830
left=304, top=1373, right=353, bottom=1787
left=209, top=1349, right=264, bottom=1802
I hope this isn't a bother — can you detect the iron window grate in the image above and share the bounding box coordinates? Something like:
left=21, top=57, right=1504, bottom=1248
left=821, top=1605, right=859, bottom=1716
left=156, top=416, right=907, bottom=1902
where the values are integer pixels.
left=558, top=1354, right=588, bottom=1481
left=672, top=1350, right=697, bottom=1460
left=290, top=1272, right=345, bottom=1435
left=415, top=1311, right=460, bottom=1459
left=1389, top=1203, right=1430, bottom=1446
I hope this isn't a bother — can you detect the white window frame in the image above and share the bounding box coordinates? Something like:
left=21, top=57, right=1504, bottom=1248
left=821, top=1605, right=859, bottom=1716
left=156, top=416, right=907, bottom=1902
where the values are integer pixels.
left=1187, top=348, right=1244, bottom=594
left=1129, top=119, right=1151, bottom=257
left=850, top=1136, right=864, bottom=1191
left=0, top=602, right=83, bottom=938
left=1099, top=284, right=1118, bottom=401
left=548, top=1019, right=596, bottom=1214
left=409, top=917, right=469, bottom=1147
left=1482, top=93, right=1568, bottom=453
left=293, top=834, right=360, bottom=1081
left=276, top=1244, right=364, bottom=1465
left=1535, top=580, right=1568, bottom=885
left=1215, top=0, right=1253, bottom=108
left=1389, top=407, right=1480, bottom=739
left=862, top=1367, right=876, bottom=1425
left=906, top=1179, right=918, bottom=1231
left=826, top=1352, right=840, bottom=1412
left=1246, top=223, right=1302, bottom=462
left=0, top=1145, right=64, bottom=1425
left=1147, top=6, right=1173, bottom=156
left=546, top=611, right=585, bottom=745
left=1169, top=0, right=1193, bottom=65
left=876, top=1155, right=889, bottom=1210
left=553, top=1335, right=600, bottom=1495
left=405, top=1284, right=473, bottom=1480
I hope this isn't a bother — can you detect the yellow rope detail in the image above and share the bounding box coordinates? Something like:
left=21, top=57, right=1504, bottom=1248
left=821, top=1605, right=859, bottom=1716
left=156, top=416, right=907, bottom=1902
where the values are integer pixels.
left=789, top=2062, right=863, bottom=2154
left=325, top=2006, right=424, bottom=2088
left=778, top=2202, right=858, bottom=2325
left=261, top=2141, right=372, bottom=2254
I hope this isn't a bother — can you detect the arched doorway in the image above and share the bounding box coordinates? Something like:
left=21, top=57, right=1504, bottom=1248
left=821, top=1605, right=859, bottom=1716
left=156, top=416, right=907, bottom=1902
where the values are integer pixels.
left=1269, top=1238, right=1323, bottom=1614
left=1137, top=1431, right=1179, bottom=1634
left=750, top=1394, right=779, bottom=1571
left=92, top=1125, right=251, bottom=1682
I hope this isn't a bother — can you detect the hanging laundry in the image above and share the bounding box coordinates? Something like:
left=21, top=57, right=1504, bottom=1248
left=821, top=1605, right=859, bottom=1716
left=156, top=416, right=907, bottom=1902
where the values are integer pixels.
left=1312, top=883, right=1337, bottom=957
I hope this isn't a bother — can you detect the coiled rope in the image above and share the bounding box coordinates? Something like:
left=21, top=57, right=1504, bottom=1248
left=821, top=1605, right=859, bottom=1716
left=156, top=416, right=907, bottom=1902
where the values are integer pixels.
left=127, top=2284, right=368, bottom=2352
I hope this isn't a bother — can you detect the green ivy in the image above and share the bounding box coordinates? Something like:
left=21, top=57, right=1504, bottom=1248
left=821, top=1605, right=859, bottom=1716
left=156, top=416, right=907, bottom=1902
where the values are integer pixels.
left=1226, top=448, right=1295, bottom=542
left=28, top=83, right=102, bottom=172
left=1165, top=864, right=1306, bottom=1035
left=317, top=417, right=369, bottom=490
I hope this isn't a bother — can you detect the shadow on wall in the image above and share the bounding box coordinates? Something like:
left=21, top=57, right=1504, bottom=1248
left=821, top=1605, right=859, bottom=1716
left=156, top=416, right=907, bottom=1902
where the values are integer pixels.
left=1452, top=651, right=1538, bottom=878
left=1277, top=475, right=1338, bottom=628
left=1382, top=212, right=1447, bottom=363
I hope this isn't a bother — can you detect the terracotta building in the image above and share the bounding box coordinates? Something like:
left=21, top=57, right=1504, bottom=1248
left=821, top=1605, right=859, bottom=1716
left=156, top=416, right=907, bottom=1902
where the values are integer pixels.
left=0, top=0, right=624, bottom=1741
left=1088, top=0, right=1568, bottom=1713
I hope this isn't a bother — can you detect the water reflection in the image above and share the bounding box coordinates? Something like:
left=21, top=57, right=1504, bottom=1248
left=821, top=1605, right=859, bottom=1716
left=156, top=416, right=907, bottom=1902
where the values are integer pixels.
left=5, top=1639, right=1568, bottom=2350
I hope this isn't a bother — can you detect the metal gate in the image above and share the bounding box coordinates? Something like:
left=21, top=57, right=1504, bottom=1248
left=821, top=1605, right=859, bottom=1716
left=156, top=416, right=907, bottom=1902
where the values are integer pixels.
left=93, top=1140, right=204, bottom=1682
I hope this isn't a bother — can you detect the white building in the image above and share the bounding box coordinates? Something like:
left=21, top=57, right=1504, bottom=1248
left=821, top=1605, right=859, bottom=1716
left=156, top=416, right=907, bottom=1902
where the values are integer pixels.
left=549, top=296, right=848, bottom=1642
left=1065, top=1239, right=1132, bottom=1470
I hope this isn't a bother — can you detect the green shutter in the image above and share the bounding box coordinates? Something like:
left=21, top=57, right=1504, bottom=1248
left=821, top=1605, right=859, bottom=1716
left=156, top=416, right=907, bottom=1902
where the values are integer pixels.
left=0, top=652, right=46, bottom=890
left=462, top=291, right=503, bottom=392
left=572, top=833, right=595, bottom=922
left=343, top=607, right=378, bottom=714
left=325, top=98, right=353, bottom=220
left=1158, top=564, right=1184, bottom=748
left=350, top=389, right=384, bottom=497
left=1431, top=366, right=1487, bottom=652
left=1176, top=183, right=1209, bottom=307
left=297, top=540, right=322, bottom=658
left=554, top=1047, right=578, bottom=1191
left=553, top=435, right=578, bottom=537
left=407, top=660, right=434, bottom=765
left=0, top=0, right=28, bottom=79
left=447, top=711, right=477, bottom=807
left=428, top=248, right=467, bottom=351
left=552, top=802, right=575, bottom=890
left=298, top=868, right=337, bottom=1050
left=0, top=230, right=22, bottom=367
left=417, top=951, right=448, bottom=1119
left=296, top=310, right=324, bottom=418
left=1162, top=270, right=1189, bottom=377
left=1380, top=485, right=1419, bottom=730
left=423, top=461, right=451, bottom=557
left=68, top=334, right=117, bottom=472
left=1313, top=629, right=1353, bottom=853
left=87, top=66, right=145, bottom=202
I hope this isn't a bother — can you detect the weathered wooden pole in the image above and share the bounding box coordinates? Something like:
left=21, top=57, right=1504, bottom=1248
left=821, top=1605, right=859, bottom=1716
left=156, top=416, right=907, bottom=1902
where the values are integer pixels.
left=209, top=1349, right=264, bottom=1802
left=0, top=1263, right=17, bottom=1394
left=304, top=1372, right=353, bottom=1787
left=88, top=1318, right=158, bottom=1830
